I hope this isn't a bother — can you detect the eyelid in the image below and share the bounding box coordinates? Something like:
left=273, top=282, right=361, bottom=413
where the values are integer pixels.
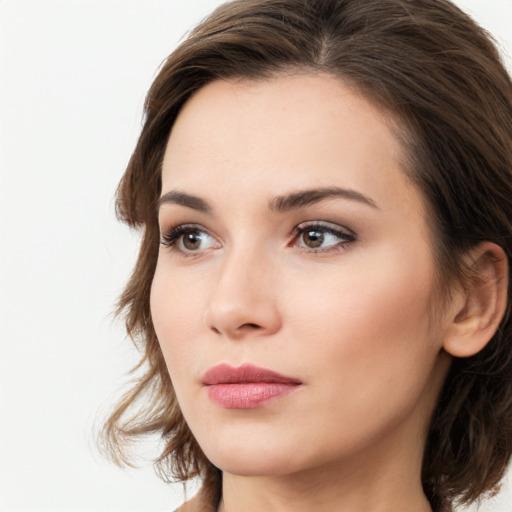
left=291, top=220, right=356, bottom=252
left=294, top=220, right=355, bottom=237
left=160, top=223, right=221, bottom=254
left=159, top=220, right=356, bottom=256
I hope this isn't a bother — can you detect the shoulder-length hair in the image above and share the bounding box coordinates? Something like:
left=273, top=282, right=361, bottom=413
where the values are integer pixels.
left=100, top=1, right=512, bottom=510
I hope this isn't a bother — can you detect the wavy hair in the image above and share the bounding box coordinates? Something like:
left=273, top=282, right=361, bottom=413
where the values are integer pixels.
left=100, top=1, right=512, bottom=510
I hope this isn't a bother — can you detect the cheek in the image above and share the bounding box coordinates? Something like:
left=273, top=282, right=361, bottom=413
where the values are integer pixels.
left=150, top=263, right=206, bottom=379
left=283, top=247, right=439, bottom=382
left=274, top=252, right=443, bottom=451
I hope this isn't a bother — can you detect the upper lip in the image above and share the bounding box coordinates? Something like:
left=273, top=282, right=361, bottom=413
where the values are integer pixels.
left=201, top=363, right=302, bottom=385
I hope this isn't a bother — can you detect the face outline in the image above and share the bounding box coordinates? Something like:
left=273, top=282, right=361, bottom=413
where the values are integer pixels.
left=150, top=73, right=452, bottom=481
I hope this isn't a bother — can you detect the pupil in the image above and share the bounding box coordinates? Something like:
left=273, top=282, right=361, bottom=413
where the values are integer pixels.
left=305, top=230, right=324, bottom=248
left=184, top=232, right=201, bottom=250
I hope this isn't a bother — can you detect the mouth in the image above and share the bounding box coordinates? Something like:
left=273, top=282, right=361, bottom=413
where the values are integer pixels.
left=201, top=363, right=302, bottom=409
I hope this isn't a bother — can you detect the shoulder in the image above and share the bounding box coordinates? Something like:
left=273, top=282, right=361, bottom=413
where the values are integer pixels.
left=174, top=486, right=219, bottom=512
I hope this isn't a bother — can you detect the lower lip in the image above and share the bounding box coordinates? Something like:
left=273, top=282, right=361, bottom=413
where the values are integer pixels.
left=205, top=383, right=300, bottom=409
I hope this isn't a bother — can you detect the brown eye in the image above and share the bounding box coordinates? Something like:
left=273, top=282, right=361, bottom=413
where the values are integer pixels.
left=160, top=224, right=219, bottom=253
left=302, top=230, right=325, bottom=248
left=295, top=223, right=355, bottom=252
left=182, top=231, right=202, bottom=250
left=178, top=229, right=218, bottom=252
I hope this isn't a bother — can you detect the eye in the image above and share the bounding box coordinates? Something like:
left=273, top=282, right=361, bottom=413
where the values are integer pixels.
left=160, top=224, right=220, bottom=254
left=294, top=222, right=355, bottom=252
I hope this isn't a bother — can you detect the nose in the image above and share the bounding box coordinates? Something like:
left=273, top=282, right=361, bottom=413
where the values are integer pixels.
left=205, top=249, right=282, bottom=340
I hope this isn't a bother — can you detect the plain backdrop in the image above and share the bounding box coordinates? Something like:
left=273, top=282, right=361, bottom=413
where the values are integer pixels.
left=1, top=1, right=512, bottom=511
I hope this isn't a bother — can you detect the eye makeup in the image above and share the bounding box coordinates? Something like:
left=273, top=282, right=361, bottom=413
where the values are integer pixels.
left=160, top=223, right=220, bottom=255
left=160, top=219, right=356, bottom=257
left=292, top=221, right=356, bottom=254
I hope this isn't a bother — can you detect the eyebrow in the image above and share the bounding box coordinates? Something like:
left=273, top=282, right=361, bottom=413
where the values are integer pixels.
left=269, top=187, right=379, bottom=212
left=157, top=190, right=212, bottom=213
left=157, top=186, right=378, bottom=214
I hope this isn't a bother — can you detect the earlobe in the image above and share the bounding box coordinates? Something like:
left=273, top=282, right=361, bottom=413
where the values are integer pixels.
left=443, top=242, right=509, bottom=358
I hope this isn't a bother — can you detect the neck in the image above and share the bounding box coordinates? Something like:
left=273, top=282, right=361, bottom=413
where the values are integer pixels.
left=218, top=460, right=432, bottom=512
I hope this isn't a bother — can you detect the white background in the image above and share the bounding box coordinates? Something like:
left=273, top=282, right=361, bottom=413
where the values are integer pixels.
left=1, top=1, right=511, bottom=511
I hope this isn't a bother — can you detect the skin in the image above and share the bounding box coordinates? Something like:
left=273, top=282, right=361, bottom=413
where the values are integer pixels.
left=150, top=74, right=459, bottom=512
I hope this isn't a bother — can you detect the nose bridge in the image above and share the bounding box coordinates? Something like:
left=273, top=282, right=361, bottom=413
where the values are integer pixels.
left=206, top=240, right=280, bottom=338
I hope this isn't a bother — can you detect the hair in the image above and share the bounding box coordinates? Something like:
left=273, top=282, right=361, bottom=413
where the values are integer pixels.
left=100, top=1, right=512, bottom=510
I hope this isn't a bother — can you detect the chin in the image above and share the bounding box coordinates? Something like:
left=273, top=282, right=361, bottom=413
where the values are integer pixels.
left=197, top=428, right=308, bottom=477
left=209, top=451, right=301, bottom=477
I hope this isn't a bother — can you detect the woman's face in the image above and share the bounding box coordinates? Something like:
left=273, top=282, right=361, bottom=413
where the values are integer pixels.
left=151, top=74, right=452, bottom=478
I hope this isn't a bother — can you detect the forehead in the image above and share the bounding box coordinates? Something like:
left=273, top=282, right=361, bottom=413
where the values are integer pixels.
left=161, top=73, right=422, bottom=219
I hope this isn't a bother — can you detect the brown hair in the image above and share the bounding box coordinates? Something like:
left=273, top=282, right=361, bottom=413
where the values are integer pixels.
left=100, top=1, right=512, bottom=510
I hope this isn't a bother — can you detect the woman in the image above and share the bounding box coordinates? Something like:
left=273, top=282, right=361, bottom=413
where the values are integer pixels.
left=101, top=0, right=512, bottom=511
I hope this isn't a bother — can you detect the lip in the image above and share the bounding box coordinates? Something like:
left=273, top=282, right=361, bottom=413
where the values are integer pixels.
left=201, top=363, right=302, bottom=409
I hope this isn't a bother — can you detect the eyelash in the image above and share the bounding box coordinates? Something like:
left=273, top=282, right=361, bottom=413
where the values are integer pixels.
left=160, top=224, right=215, bottom=253
left=160, top=222, right=356, bottom=255
left=293, top=222, right=356, bottom=253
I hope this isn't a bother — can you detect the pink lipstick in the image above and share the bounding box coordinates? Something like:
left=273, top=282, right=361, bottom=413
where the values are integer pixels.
left=201, top=363, right=302, bottom=409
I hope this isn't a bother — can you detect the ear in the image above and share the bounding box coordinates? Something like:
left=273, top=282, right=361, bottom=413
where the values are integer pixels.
left=443, top=242, right=509, bottom=358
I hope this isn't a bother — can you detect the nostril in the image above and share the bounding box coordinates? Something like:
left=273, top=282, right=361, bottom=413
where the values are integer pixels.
left=209, top=323, right=260, bottom=336
left=242, top=323, right=261, bottom=330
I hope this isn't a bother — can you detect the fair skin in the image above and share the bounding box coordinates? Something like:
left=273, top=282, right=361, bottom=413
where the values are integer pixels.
left=150, top=74, right=506, bottom=512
